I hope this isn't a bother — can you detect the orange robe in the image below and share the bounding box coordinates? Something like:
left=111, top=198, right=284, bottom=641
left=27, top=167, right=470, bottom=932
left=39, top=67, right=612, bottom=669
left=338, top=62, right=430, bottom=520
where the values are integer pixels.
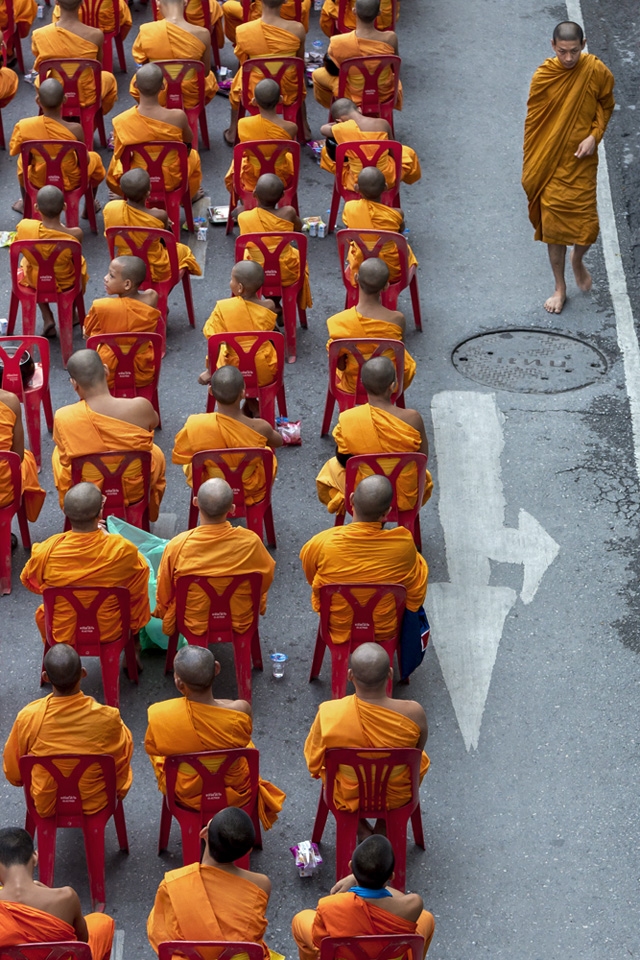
left=155, top=522, right=275, bottom=636
left=10, top=114, right=106, bottom=191
left=0, top=67, right=18, bottom=108
left=0, top=902, right=114, bottom=960
left=225, top=114, right=295, bottom=196
left=299, top=521, right=427, bottom=644
left=20, top=527, right=151, bottom=643
left=147, top=863, right=271, bottom=959
left=312, top=31, right=402, bottom=110
left=52, top=0, right=132, bottom=38
left=238, top=207, right=312, bottom=309
left=31, top=24, right=118, bottom=114
left=326, top=306, right=415, bottom=393
left=145, top=696, right=285, bottom=827
left=107, top=107, right=202, bottom=199
left=229, top=20, right=303, bottom=110
left=83, top=296, right=162, bottom=388
left=0, top=0, right=36, bottom=35
left=319, top=0, right=397, bottom=36
left=52, top=400, right=166, bottom=522
left=159, top=0, right=224, bottom=44
left=522, top=53, right=615, bottom=246
left=222, top=0, right=310, bottom=44
left=316, top=403, right=432, bottom=515
left=102, top=198, right=202, bottom=281
left=130, top=20, right=218, bottom=108
left=0, top=398, right=46, bottom=523
left=15, top=219, right=88, bottom=294
left=172, top=411, right=274, bottom=501
left=2, top=690, right=133, bottom=817
left=342, top=198, right=417, bottom=283
left=203, top=295, right=278, bottom=387
left=320, top=117, right=420, bottom=188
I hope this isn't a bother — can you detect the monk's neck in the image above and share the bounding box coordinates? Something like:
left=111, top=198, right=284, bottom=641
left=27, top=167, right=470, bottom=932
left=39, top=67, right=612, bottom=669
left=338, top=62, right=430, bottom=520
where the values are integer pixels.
left=256, top=201, right=277, bottom=213
left=239, top=294, right=262, bottom=306
left=40, top=109, right=63, bottom=123
left=0, top=868, right=37, bottom=899
left=366, top=395, right=395, bottom=413
left=355, top=689, right=392, bottom=706
left=163, top=10, right=187, bottom=24
left=215, top=402, right=245, bottom=421
left=126, top=199, right=148, bottom=212
left=204, top=858, right=243, bottom=876
left=355, top=21, right=377, bottom=37
left=77, top=386, right=111, bottom=404
left=185, top=691, right=216, bottom=706
left=138, top=96, right=161, bottom=112
left=117, top=291, right=144, bottom=303
left=56, top=13, right=80, bottom=28
left=260, top=109, right=280, bottom=124
left=356, top=293, right=383, bottom=314
left=40, top=216, right=64, bottom=231
left=260, top=9, right=282, bottom=25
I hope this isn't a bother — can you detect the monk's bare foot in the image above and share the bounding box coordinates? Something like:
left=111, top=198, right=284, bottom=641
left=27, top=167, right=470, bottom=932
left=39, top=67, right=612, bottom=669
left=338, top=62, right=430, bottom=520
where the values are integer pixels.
left=198, top=370, right=211, bottom=385
left=571, top=251, right=593, bottom=292
left=544, top=291, right=566, bottom=314
left=11, top=199, right=23, bottom=214
left=222, top=128, right=235, bottom=146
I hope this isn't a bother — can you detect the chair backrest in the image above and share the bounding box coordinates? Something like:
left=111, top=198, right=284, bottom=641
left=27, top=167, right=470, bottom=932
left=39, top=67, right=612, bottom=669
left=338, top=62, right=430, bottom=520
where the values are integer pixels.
left=232, top=139, right=300, bottom=208
left=174, top=572, right=262, bottom=644
left=154, top=59, right=206, bottom=110
left=19, top=754, right=118, bottom=823
left=206, top=331, right=285, bottom=395
left=337, top=55, right=401, bottom=112
left=319, top=935, right=423, bottom=960
left=234, top=232, right=307, bottom=296
left=4, top=945, right=93, bottom=960
left=43, top=585, right=131, bottom=647
left=120, top=141, right=189, bottom=202
left=37, top=58, right=101, bottom=113
left=318, top=582, right=406, bottom=646
left=105, top=224, right=180, bottom=285
left=344, top=453, right=428, bottom=523
left=80, top=0, right=121, bottom=33
left=0, top=450, right=22, bottom=515
left=20, top=139, right=90, bottom=211
left=240, top=56, right=304, bottom=109
left=0, top=335, right=49, bottom=402
left=164, top=749, right=260, bottom=823
left=85, top=332, right=163, bottom=396
left=159, top=942, right=265, bottom=960
left=327, top=337, right=405, bottom=405
left=69, top=450, right=151, bottom=522
left=334, top=139, right=402, bottom=204
left=9, top=239, right=84, bottom=302
left=324, top=746, right=421, bottom=815
left=336, top=229, right=410, bottom=292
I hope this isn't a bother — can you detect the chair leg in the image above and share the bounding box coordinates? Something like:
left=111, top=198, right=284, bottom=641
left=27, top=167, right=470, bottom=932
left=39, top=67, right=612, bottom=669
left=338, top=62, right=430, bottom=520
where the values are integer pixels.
left=329, top=642, right=350, bottom=699
left=308, top=627, right=325, bottom=681
left=14, top=34, right=24, bottom=74
left=34, top=822, right=56, bottom=887
left=7, top=292, right=19, bottom=334
left=23, top=393, right=42, bottom=470
left=277, top=385, right=288, bottom=419
left=250, top=628, right=263, bottom=670
left=413, top=512, right=422, bottom=553
left=320, top=389, right=335, bottom=437
left=181, top=272, right=196, bottom=328
left=123, top=633, right=139, bottom=686
left=164, top=632, right=179, bottom=674
left=199, top=108, right=210, bottom=151
left=385, top=817, right=408, bottom=892
left=282, top=290, right=297, bottom=363
left=335, top=815, right=359, bottom=886
left=102, top=36, right=113, bottom=73
left=333, top=513, right=345, bottom=527
left=263, top=504, right=276, bottom=548
left=178, top=811, right=204, bottom=866
left=234, top=634, right=254, bottom=703
left=96, top=111, right=107, bottom=148
left=99, top=641, right=122, bottom=708
left=58, top=304, right=75, bottom=369
left=83, top=818, right=107, bottom=910
left=328, top=182, right=340, bottom=233
left=259, top=392, right=275, bottom=427
left=114, top=799, right=129, bottom=852
left=310, top=789, right=330, bottom=845
left=411, top=804, right=425, bottom=849
left=0, top=522, right=12, bottom=595
left=42, top=388, right=54, bottom=432
left=17, top=504, right=31, bottom=549
left=116, top=35, right=127, bottom=72
left=158, top=796, right=172, bottom=854
left=410, top=274, right=422, bottom=331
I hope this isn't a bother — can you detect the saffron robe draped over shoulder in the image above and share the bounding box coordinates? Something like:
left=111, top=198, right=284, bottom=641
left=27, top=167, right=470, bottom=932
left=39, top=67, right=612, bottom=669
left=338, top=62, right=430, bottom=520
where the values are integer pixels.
left=83, top=296, right=162, bottom=387
left=130, top=20, right=218, bottom=108
left=51, top=399, right=166, bottom=521
left=155, top=521, right=275, bottom=636
left=102, top=199, right=201, bottom=280
left=145, top=696, right=285, bottom=827
left=312, top=32, right=402, bottom=110
left=10, top=115, right=106, bottom=191
left=172, top=411, right=274, bottom=500
left=0, top=67, right=18, bottom=109
left=222, top=0, right=310, bottom=44
left=2, top=690, right=133, bottom=817
left=20, top=527, right=150, bottom=643
left=147, top=863, right=271, bottom=959
left=342, top=198, right=416, bottom=283
left=52, top=0, right=132, bottom=38
left=238, top=207, right=312, bottom=309
left=203, top=295, right=278, bottom=387
left=522, top=52, right=614, bottom=246
left=31, top=24, right=118, bottom=113
left=326, top=306, right=415, bottom=394
left=229, top=20, right=303, bottom=110
left=320, top=118, right=420, bottom=188
left=0, top=398, right=46, bottom=523
left=299, top=521, right=428, bottom=643
left=225, top=114, right=295, bottom=195
left=14, top=220, right=88, bottom=294
left=0, top=902, right=114, bottom=960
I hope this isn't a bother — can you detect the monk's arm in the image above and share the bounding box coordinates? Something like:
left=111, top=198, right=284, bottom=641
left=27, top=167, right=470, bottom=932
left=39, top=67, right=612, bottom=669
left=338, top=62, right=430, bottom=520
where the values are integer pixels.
left=406, top=410, right=429, bottom=456
left=396, top=208, right=406, bottom=233
left=147, top=880, right=180, bottom=953
left=127, top=551, right=152, bottom=631
left=171, top=424, right=194, bottom=464
left=260, top=421, right=284, bottom=449
left=3, top=393, right=25, bottom=459
left=67, top=889, right=89, bottom=942
left=2, top=720, right=23, bottom=786
left=201, top=34, right=212, bottom=75
left=299, top=535, right=322, bottom=585
left=385, top=889, right=424, bottom=921
left=130, top=31, right=147, bottom=64
left=20, top=545, right=46, bottom=594
left=111, top=716, right=134, bottom=798
left=303, top=713, right=325, bottom=778
left=320, top=121, right=335, bottom=138
left=591, top=73, right=616, bottom=144
left=404, top=550, right=428, bottom=612
left=153, top=545, right=175, bottom=618
left=8, top=123, right=22, bottom=157
left=254, top=541, right=276, bottom=594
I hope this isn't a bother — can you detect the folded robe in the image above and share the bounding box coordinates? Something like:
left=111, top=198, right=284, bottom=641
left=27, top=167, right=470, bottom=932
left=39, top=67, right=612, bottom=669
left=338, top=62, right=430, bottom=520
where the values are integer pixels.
left=238, top=207, right=312, bottom=309
left=0, top=397, right=46, bottom=522
left=10, top=115, right=105, bottom=192
left=320, top=117, right=420, bottom=188
left=102, top=199, right=202, bottom=281
left=0, top=901, right=114, bottom=960
left=130, top=20, right=218, bottom=108
left=222, top=0, right=310, bottom=44
left=312, top=32, right=402, bottom=110
left=203, top=295, right=278, bottom=387
left=15, top=219, right=88, bottom=294
left=225, top=114, right=295, bottom=196
left=342, top=198, right=417, bottom=284
left=326, top=306, right=415, bottom=394
left=32, top=24, right=118, bottom=113
left=229, top=20, right=303, bottom=110
left=83, top=296, right=162, bottom=387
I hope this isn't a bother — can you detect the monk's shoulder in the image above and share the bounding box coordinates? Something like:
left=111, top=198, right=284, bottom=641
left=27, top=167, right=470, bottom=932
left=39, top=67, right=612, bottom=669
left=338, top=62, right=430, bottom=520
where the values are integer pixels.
left=590, top=54, right=614, bottom=85
left=0, top=389, right=20, bottom=417
left=381, top=696, right=425, bottom=727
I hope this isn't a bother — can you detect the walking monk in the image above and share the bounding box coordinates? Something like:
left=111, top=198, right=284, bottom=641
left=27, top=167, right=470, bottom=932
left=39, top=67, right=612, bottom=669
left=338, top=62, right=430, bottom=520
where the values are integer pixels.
left=51, top=349, right=166, bottom=520
left=107, top=63, right=203, bottom=202
left=317, top=356, right=431, bottom=517
left=522, top=21, right=614, bottom=314
left=292, top=835, right=434, bottom=960
left=0, top=826, right=114, bottom=958
left=0, top=385, right=45, bottom=524
left=148, top=808, right=280, bottom=957
left=83, top=256, right=162, bottom=388
left=146, top=646, right=285, bottom=827
left=103, top=168, right=202, bottom=282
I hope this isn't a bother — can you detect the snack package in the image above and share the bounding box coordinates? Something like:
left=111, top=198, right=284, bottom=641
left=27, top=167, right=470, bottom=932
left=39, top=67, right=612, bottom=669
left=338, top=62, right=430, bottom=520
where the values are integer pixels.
left=276, top=417, right=302, bottom=445
left=290, top=841, right=322, bottom=877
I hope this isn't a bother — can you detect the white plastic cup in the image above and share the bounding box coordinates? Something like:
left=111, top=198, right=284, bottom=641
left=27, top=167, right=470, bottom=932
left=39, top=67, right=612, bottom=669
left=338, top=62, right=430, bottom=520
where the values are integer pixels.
left=270, top=652, right=288, bottom=678
left=0, top=319, right=7, bottom=336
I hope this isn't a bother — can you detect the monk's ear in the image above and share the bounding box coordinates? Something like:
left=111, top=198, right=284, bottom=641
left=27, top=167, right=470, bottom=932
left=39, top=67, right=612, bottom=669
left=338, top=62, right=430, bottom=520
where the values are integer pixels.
left=32, top=850, right=38, bottom=868
left=349, top=491, right=356, bottom=511
left=347, top=667, right=354, bottom=682
left=192, top=495, right=199, bottom=509
left=228, top=503, right=236, bottom=517
left=103, top=363, right=110, bottom=379
left=250, top=96, right=257, bottom=107
left=81, top=667, right=88, bottom=679
left=214, top=659, right=221, bottom=677
left=353, top=270, right=359, bottom=286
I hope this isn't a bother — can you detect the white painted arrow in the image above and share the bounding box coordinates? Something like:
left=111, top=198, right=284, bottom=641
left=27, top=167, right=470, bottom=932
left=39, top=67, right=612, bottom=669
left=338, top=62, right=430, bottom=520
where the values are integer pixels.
left=428, top=391, right=560, bottom=751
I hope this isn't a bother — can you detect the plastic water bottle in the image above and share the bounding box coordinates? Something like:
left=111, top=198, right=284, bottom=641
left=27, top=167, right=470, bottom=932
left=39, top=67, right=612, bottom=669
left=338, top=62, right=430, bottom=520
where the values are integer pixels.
left=0, top=319, right=8, bottom=335
left=314, top=0, right=322, bottom=11
left=270, top=652, right=288, bottom=678
left=312, top=39, right=325, bottom=56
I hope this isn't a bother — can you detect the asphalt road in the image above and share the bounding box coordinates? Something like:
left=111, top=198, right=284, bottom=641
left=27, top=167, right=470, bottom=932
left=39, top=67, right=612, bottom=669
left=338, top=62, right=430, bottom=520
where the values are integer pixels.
left=1, top=0, right=640, bottom=957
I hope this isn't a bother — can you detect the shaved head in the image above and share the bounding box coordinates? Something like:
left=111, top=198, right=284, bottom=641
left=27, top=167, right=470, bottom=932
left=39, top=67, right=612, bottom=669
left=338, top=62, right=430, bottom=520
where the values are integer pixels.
left=231, top=260, right=264, bottom=294
left=350, top=642, right=390, bottom=688
left=36, top=185, right=64, bottom=218
left=351, top=835, right=394, bottom=888
left=136, top=63, right=164, bottom=96
left=254, top=78, right=281, bottom=110
left=261, top=0, right=284, bottom=8
left=352, top=474, right=393, bottom=521
left=113, top=255, right=146, bottom=286
left=63, top=482, right=103, bottom=524
left=120, top=168, right=151, bottom=202
left=255, top=173, right=285, bottom=205
left=38, top=78, right=64, bottom=109
left=357, top=257, right=389, bottom=295
left=197, top=478, right=234, bottom=519
left=57, top=0, right=82, bottom=10
left=43, top=644, right=82, bottom=692
left=361, top=356, right=396, bottom=396
left=357, top=166, right=386, bottom=200
left=207, top=808, right=255, bottom=863
left=174, top=646, right=216, bottom=691
left=67, top=349, right=107, bottom=388
left=210, top=365, right=245, bottom=405
left=330, top=98, right=356, bottom=120
left=0, top=828, right=35, bottom=868
left=355, top=0, right=380, bottom=22
left=552, top=20, right=584, bottom=42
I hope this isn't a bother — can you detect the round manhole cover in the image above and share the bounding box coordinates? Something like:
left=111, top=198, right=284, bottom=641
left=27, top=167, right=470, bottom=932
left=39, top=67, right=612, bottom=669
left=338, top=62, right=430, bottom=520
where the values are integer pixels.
left=452, top=329, right=608, bottom=394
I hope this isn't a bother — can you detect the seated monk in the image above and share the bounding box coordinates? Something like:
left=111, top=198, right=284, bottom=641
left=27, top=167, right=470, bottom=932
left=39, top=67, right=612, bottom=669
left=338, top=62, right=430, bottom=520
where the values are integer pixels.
left=103, top=168, right=202, bottom=282
left=0, top=0, right=36, bottom=46
left=145, top=646, right=285, bottom=827
left=222, top=0, right=310, bottom=45
left=155, top=478, right=275, bottom=637
left=0, top=826, right=114, bottom=958
left=83, top=255, right=162, bottom=389
left=52, top=0, right=132, bottom=42
left=156, top=0, right=224, bottom=49
left=0, top=384, right=45, bottom=525
left=234, top=173, right=312, bottom=311
left=31, top=0, right=118, bottom=117
left=147, top=808, right=276, bottom=957
left=224, top=78, right=297, bottom=198
left=317, top=356, right=432, bottom=516
left=327, top=258, right=415, bottom=394
left=320, top=97, right=420, bottom=189
left=0, top=56, right=18, bottom=119
left=299, top=475, right=427, bottom=644
left=10, top=79, right=105, bottom=217
left=174, top=366, right=282, bottom=496
left=130, top=0, right=218, bottom=110
left=3, top=644, right=133, bottom=818
left=107, top=63, right=203, bottom=202
left=292, top=835, right=434, bottom=960
left=343, top=166, right=417, bottom=284
left=14, top=184, right=87, bottom=340
left=225, top=0, right=309, bottom=145
left=20, top=481, right=150, bottom=645
left=51, top=349, right=166, bottom=521
left=313, top=0, right=401, bottom=111
left=319, top=0, right=397, bottom=36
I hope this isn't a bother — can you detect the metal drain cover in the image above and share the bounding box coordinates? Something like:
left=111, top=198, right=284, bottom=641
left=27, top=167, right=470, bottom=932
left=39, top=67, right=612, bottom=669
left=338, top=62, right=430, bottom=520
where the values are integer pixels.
left=452, top=329, right=608, bottom=394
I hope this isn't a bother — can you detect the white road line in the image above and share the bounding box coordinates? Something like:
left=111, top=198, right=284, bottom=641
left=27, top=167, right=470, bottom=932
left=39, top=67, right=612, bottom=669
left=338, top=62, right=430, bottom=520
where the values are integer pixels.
left=113, top=929, right=125, bottom=960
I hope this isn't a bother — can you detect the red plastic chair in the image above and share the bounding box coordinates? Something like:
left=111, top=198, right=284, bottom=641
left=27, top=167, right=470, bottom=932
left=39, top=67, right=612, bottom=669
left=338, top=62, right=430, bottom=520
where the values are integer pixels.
left=105, top=225, right=196, bottom=332
left=150, top=0, right=222, bottom=69
left=336, top=229, right=422, bottom=330
left=3, top=0, right=26, bottom=73
left=80, top=0, right=127, bottom=73
left=311, top=747, right=425, bottom=890
left=8, top=240, right=86, bottom=369
left=37, top=58, right=107, bottom=149
left=342, top=452, right=427, bottom=549
left=227, top=139, right=300, bottom=233
left=0, top=450, right=31, bottom=595
left=153, top=59, right=210, bottom=150
left=320, top=935, right=423, bottom=960
left=0, top=335, right=53, bottom=469
left=334, top=0, right=398, bottom=32
left=19, top=753, right=129, bottom=911
left=0, top=41, right=8, bottom=148
left=159, top=943, right=264, bottom=960
left=321, top=337, right=405, bottom=437
left=164, top=572, right=264, bottom=702
left=189, top=447, right=276, bottom=545
left=239, top=57, right=306, bottom=142
left=85, top=332, right=163, bottom=425
left=235, top=232, right=308, bottom=363
left=41, top=585, right=139, bottom=707
left=327, top=139, right=402, bottom=233
left=20, top=139, right=97, bottom=233
left=309, top=582, right=405, bottom=698
left=4, top=945, right=93, bottom=959
left=69, top=449, right=152, bottom=531
left=336, top=56, right=401, bottom=134
left=158, top=749, right=262, bottom=866
left=119, top=141, right=195, bottom=239
left=205, top=330, right=287, bottom=426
